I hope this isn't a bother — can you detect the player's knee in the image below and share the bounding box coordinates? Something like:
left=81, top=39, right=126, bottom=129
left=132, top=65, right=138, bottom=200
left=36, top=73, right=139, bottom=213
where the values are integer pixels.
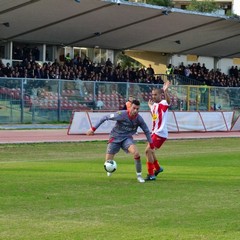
left=133, top=152, right=140, bottom=159
left=145, top=147, right=151, bottom=155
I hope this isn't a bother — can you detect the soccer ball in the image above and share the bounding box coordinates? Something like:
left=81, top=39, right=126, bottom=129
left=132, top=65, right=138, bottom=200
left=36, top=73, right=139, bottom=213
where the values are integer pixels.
left=104, top=160, right=117, bottom=173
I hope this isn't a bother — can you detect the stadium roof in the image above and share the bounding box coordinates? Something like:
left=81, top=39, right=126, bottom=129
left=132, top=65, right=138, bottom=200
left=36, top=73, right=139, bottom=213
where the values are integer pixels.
left=1, top=0, right=240, bottom=58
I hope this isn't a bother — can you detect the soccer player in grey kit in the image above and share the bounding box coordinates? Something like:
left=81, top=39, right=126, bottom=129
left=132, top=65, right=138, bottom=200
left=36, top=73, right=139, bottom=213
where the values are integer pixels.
left=87, top=100, right=154, bottom=183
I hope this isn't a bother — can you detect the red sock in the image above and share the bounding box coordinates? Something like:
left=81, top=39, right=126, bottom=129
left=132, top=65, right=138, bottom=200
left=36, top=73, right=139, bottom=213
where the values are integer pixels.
left=154, top=160, right=160, bottom=171
left=147, top=161, right=154, bottom=175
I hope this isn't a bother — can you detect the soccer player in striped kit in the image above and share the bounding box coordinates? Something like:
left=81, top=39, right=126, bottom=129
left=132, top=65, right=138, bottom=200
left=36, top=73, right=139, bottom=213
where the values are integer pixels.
left=86, top=100, right=154, bottom=183
left=145, top=81, right=171, bottom=181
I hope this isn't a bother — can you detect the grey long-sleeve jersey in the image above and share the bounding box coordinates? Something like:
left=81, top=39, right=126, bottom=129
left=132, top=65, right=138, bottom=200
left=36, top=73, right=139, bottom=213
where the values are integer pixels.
left=92, top=110, right=152, bottom=143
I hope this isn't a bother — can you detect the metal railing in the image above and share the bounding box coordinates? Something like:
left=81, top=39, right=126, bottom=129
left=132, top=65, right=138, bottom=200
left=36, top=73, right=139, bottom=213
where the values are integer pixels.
left=0, top=77, right=239, bottom=124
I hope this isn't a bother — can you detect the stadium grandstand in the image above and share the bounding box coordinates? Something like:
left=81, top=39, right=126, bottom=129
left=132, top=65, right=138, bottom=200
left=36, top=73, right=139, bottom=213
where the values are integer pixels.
left=0, top=0, right=240, bottom=124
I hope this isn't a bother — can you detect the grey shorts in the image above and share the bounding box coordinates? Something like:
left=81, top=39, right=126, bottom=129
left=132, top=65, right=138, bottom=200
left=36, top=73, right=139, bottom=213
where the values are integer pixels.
left=106, top=137, right=135, bottom=155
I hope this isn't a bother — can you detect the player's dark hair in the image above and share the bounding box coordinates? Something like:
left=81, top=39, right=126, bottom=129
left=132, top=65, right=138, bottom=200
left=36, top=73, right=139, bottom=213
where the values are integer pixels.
left=132, top=99, right=140, bottom=106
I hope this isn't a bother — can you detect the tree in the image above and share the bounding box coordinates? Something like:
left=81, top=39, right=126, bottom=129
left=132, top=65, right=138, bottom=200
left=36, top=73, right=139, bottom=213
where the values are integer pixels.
left=146, top=0, right=173, bottom=7
left=126, top=0, right=173, bottom=7
left=116, top=52, right=141, bottom=69
left=186, top=0, right=218, bottom=13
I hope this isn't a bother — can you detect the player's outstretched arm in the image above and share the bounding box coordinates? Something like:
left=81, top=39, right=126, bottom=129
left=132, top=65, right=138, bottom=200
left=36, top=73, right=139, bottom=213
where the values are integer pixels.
left=163, top=80, right=171, bottom=105
left=86, top=128, right=94, bottom=135
left=163, top=80, right=170, bottom=92
left=86, top=114, right=111, bottom=136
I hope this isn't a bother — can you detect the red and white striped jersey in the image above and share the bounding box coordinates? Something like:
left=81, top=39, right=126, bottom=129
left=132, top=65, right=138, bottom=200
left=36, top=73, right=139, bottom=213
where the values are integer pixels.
left=150, top=99, right=169, bottom=138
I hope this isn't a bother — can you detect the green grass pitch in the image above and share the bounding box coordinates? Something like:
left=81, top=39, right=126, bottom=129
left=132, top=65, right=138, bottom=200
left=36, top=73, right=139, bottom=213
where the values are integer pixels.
left=0, top=138, right=239, bottom=240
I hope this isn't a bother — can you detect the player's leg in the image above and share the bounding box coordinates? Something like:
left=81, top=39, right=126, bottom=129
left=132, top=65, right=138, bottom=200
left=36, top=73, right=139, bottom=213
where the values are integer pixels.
left=128, top=144, right=142, bottom=172
left=124, top=140, right=145, bottom=183
left=105, top=154, right=115, bottom=161
left=105, top=141, right=120, bottom=177
left=151, top=134, right=166, bottom=176
left=153, top=150, right=164, bottom=176
left=106, top=140, right=120, bottom=161
left=145, top=144, right=156, bottom=181
left=105, top=153, right=115, bottom=177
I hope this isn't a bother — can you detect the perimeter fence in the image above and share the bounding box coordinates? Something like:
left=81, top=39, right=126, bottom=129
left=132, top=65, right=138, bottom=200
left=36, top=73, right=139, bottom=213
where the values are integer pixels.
left=0, top=76, right=239, bottom=124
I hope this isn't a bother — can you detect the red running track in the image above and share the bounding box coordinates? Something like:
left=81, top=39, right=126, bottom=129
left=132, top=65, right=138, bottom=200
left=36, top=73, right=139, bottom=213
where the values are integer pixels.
left=0, top=129, right=239, bottom=144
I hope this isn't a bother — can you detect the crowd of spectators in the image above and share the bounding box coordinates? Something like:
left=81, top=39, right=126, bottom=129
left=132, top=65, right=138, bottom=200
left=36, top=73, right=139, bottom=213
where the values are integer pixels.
left=12, top=45, right=41, bottom=61
left=0, top=54, right=240, bottom=88
left=174, top=62, right=240, bottom=87
left=0, top=55, right=163, bottom=87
